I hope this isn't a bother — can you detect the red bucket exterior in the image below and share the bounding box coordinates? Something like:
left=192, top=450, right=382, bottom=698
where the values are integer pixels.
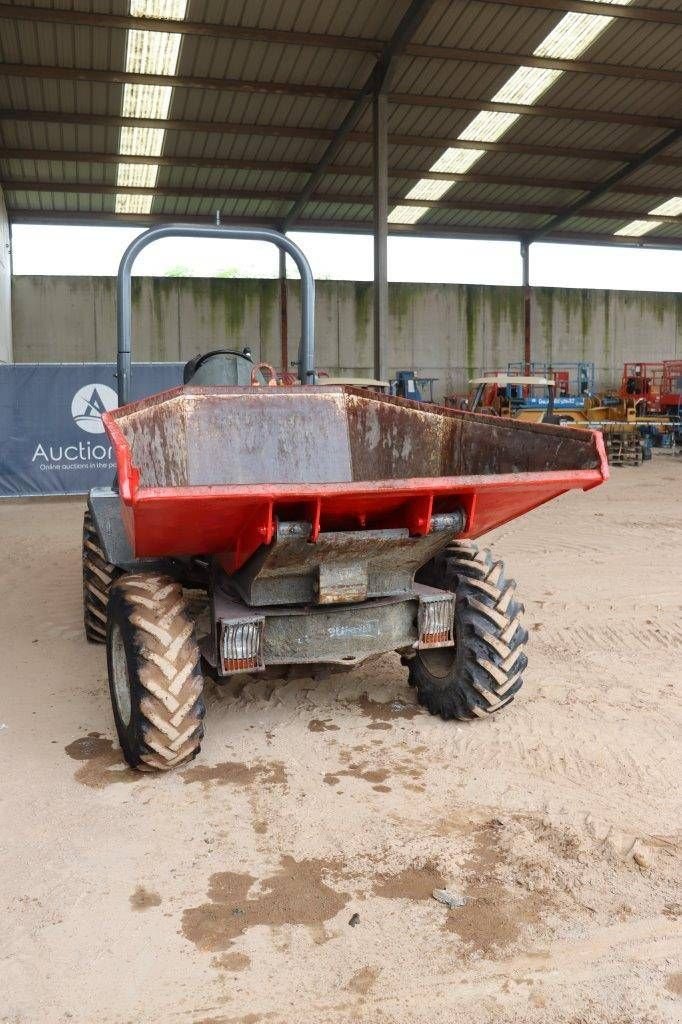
left=103, top=385, right=608, bottom=571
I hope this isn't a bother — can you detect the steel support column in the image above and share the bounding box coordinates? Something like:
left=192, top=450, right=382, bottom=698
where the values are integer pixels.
left=278, top=248, right=288, bottom=374
left=373, top=89, right=389, bottom=384
left=521, top=240, right=531, bottom=372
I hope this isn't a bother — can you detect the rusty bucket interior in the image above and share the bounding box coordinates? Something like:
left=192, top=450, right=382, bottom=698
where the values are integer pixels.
left=110, top=385, right=602, bottom=489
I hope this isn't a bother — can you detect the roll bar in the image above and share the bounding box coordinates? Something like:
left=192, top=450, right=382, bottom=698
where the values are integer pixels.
left=115, top=223, right=316, bottom=405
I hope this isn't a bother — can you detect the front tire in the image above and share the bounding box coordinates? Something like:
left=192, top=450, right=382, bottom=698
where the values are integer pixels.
left=408, top=542, right=527, bottom=720
left=106, top=573, right=205, bottom=771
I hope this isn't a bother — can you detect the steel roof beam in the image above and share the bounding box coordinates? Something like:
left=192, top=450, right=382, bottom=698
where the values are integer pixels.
left=4, top=142, right=681, bottom=170
left=5, top=1, right=682, bottom=37
left=3, top=139, right=677, bottom=196
left=3, top=98, right=680, bottom=135
left=5, top=179, right=679, bottom=224
left=1, top=53, right=679, bottom=94
left=474, top=0, right=682, bottom=28
left=9, top=208, right=682, bottom=250
left=0, top=63, right=359, bottom=102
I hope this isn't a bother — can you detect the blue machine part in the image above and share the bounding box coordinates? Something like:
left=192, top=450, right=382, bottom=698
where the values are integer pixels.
left=521, top=395, right=586, bottom=409
left=507, top=361, right=595, bottom=395
left=395, top=370, right=423, bottom=402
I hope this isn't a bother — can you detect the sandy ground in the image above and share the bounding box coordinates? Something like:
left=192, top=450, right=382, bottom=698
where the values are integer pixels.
left=1, top=455, right=680, bottom=1024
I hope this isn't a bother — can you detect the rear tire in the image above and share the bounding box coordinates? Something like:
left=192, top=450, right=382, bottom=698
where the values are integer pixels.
left=408, top=542, right=527, bottom=720
left=106, top=573, right=205, bottom=771
left=83, top=508, right=121, bottom=643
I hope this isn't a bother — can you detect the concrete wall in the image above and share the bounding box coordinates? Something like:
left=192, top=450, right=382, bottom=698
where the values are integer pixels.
left=11, top=275, right=682, bottom=399
left=0, top=188, right=11, bottom=362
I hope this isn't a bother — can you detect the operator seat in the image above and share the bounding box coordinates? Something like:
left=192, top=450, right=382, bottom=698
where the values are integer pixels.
left=183, top=347, right=259, bottom=386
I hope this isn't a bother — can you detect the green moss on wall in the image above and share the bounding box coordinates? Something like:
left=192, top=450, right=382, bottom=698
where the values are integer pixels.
left=486, top=286, right=523, bottom=367
left=354, top=282, right=372, bottom=340
left=464, top=284, right=479, bottom=375
left=535, top=287, right=554, bottom=363
left=259, top=279, right=278, bottom=349
left=603, top=290, right=611, bottom=369
left=389, top=283, right=416, bottom=329
left=182, top=277, right=265, bottom=342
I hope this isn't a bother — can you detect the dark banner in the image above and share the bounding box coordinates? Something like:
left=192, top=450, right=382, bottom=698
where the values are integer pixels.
left=0, top=363, right=183, bottom=497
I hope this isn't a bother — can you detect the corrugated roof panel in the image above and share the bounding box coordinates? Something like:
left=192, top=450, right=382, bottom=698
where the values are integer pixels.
left=415, top=0, right=559, bottom=53
left=0, top=0, right=679, bottom=244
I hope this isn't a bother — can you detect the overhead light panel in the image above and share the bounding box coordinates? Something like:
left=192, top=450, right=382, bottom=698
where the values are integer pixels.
left=614, top=220, right=661, bottom=237
left=613, top=193, right=681, bottom=237
left=117, top=164, right=159, bottom=189
left=388, top=205, right=430, bottom=224
left=121, top=83, right=173, bottom=120
left=430, top=149, right=485, bottom=175
left=126, top=28, right=183, bottom=76
left=649, top=197, right=682, bottom=217
left=115, top=195, right=155, bottom=215
left=115, top=0, right=188, bottom=216
left=405, top=179, right=455, bottom=202
left=493, top=66, right=562, bottom=107
left=534, top=7, right=627, bottom=61
left=458, top=111, right=520, bottom=143
left=119, top=126, right=166, bottom=157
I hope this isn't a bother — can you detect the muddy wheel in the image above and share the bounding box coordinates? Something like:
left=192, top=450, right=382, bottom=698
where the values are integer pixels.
left=106, top=573, right=205, bottom=771
left=83, top=508, right=121, bottom=643
left=408, top=542, right=527, bottom=720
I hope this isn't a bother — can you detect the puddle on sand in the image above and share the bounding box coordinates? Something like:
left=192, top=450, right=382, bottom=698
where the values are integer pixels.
left=182, top=760, right=287, bottom=789
left=444, top=820, right=555, bottom=958
left=324, top=752, right=423, bottom=790
left=666, top=972, right=682, bottom=996
left=308, top=718, right=340, bottom=733
left=352, top=693, right=421, bottom=722
left=64, top=733, right=138, bottom=789
left=182, top=856, right=349, bottom=952
left=324, top=765, right=391, bottom=787
left=130, top=886, right=162, bottom=911
left=372, top=862, right=445, bottom=900
left=346, top=966, right=379, bottom=995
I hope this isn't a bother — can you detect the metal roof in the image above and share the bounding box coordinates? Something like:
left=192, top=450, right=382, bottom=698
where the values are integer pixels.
left=1, top=0, right=681, bottom=247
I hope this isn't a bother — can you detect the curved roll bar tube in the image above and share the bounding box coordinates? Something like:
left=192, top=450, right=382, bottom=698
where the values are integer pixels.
left=115, top=223, right=316, bottom=405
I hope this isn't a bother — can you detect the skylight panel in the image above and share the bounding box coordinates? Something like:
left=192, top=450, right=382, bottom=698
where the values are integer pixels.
left=115, top=194, right=155, bottom=215
left=126, top=29, right=183, bottom=76
left=119, top=126, right=166, bottom=157
left=130, top=0, right=187, bottom=16
left=388, top=205, right=430, bottom=224
left=493, top=66, right=562, bottom=107
left=429, top=149, right=485, bottom=175
left=117, top=163, right=159, bottom=189
left=534, top=12, right=614, bottom=60
left=458, top=111, right=520, bottom=143
left=121, top=83, right=173, bottom=120
left=405, top=179, right=455, bottom=202
left=116, top=124, right=164, bottom=156
left=114, top=0, right=188, bottom=218
left=649, top=197, right=682, bottom=217
left=614, top=220, right=661, bottom=237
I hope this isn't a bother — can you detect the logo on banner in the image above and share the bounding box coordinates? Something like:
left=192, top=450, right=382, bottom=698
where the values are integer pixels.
left=71, top=383, right=118, bottom=434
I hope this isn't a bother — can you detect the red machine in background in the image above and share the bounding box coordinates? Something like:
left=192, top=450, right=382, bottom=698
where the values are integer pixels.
left=619, top=362, right=665, bottom=411
left=661, top=361, right=682, bottom=413
left=619, top=361, right=682, bottom=414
